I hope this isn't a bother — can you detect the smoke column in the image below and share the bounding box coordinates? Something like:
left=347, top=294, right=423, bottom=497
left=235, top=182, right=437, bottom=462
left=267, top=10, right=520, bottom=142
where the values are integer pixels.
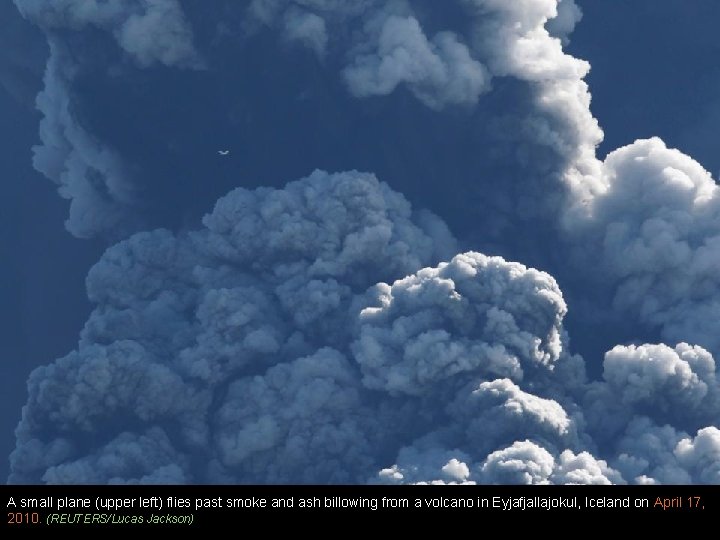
left=6, top=0, right=719, bottom=484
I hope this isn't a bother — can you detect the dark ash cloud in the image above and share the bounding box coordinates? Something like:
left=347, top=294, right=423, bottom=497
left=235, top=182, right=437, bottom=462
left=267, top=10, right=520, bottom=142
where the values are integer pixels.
left=7, top=0, right=719, bottom=484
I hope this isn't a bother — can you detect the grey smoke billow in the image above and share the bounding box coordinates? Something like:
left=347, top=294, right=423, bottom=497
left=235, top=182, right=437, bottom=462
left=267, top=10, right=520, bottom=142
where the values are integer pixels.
left=342, top=14, right=490, bottom=109
left=13, top=0, right=200, bottom=69
left=29, top=42, right=139, bottom=238
left=8, top=0, right=720, bottom=484
left=10, top=170, right=455, bottom=483
left=12, top=0, right=201, bottom=238
left=14, top=0, right=595, bottom=255
left=602, top=343, right=718, bottom=425
left=610, top=418, right=720, bottom=485
left=352, top=252, right=568, bottom=396
left=10, top=170, right=720, bottom=484
left=569, top=138, right=720, bottom=356
left=481, top=442, right=624, bottom=485
left=41, top=428, right=192, bottom=485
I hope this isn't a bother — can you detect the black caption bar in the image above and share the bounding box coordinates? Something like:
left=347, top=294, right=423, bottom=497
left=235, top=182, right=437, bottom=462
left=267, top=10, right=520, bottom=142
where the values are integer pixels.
left=2, top=485, right=717, bottom=529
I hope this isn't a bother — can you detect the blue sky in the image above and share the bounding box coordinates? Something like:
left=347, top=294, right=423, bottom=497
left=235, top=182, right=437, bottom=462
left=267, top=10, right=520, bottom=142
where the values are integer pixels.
left=2, top=1, right=719, bottom=484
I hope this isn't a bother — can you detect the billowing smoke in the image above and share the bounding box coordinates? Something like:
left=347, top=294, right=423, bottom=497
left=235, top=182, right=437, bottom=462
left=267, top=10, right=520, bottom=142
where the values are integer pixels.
left=8, top=0, right=720, bottom=484
left=13, top=0, right=597, bottom=255
left=9, top=171, right=719, bottom=485
left=569, top=138, right=720, bottom=355
left=13, top=0, right=200, bottom=69
left=10, top=171, right=456, bottom=483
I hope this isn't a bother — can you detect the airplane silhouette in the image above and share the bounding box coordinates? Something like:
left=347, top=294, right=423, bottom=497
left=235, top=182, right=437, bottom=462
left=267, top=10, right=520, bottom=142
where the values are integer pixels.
left=218, top=150, right=230, bottom=155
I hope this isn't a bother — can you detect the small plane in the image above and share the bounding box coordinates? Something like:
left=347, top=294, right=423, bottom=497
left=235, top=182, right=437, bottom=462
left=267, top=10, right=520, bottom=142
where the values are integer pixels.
left=218, top=150, right=230, bottom=155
